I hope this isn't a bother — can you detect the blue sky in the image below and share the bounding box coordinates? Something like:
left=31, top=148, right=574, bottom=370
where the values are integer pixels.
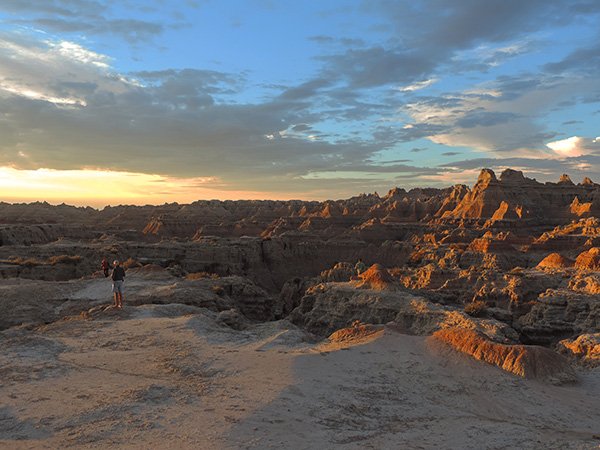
left=0, top=1, right=599, bottom=205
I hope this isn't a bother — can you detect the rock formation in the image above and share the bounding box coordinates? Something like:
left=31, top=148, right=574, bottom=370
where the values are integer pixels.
left=439, top=168, right=600, bottom=226
left=353, top=263, right=396, bottom=290
left=557, top=333, right=600, bottom=366
left=4, top=167, right=600, bottom=385
left=433, top=327, right=576, bottom=383
left=536, top=253, right=574, bottom=270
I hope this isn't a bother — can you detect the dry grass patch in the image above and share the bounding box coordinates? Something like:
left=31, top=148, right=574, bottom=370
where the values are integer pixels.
left=186, top=271, right=220, bottom=280
left=3, top=255, right=82, bottom=266
left=4, top=256, right=43, bottom=266
left=48, top=255, right=82, bottom=265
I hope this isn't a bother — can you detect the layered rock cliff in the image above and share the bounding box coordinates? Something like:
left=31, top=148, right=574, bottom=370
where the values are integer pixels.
left=440, top=168, right=600, bottom=226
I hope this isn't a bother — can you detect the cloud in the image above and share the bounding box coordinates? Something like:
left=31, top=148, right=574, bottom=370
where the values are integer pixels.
left=1, top=2, right=600, bottom=200
left=291, top=124, right=312, bottom=132
left=301, top=0, right=600, bottom=158
left=0, top=33, right=127, bottom=107
left=0, top=0, right=171, bottom=43
left=455, top=111, right=520, bottom=129
left=0, top=31, right=402, bottom=197
left=544, top=40, right=600, bottom=75
left=400, top=69, right=599, bottom=155
left=354, top=0, right=577, bottom=81
left=132, top=68, right=244, bottom=108
left=398, top=78, right=438, bottom=92
left=309, top=35, right=365, bottom=47
left=0, top=0, right=104, bottom=16
left=320, top=46, right=436, bottom=89
left=277, top=78, right=332, bottom=101
left=546, top=136, right=600, bottom=158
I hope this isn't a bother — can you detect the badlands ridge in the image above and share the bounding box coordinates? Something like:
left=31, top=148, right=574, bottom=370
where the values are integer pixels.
left=1, top=168, right=599, bottom=449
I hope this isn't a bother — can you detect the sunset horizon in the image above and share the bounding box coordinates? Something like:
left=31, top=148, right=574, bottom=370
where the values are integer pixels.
left=2, top=165, right=600, bottom=209
left=1, top=1, right=599, bottom=205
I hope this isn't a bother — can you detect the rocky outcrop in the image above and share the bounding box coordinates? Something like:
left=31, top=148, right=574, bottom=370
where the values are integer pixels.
left=569, top=274, right=600, bottom=294
left=0, top=224, right=96, bottom=246
left=0, top=201, right=94, bottom=224
left=216, top=308, right=250, bottom=330
left=289, top=283, right=407, bottom=335
left=0, top=268, right=285, bottom=330
left=433, top=327, right=576, bottom=383
left=319, top=262, right=355, bottom=282
left=328, top=322, right=385, bottom=343
left=570, top=197, right=594, bottom=217
left=574, top=247, right=600, bottom=270
left=440, top=169, right=600, bottom=226
left=289, top=282, right=519, bottom=341
left=536, top=253, right=574, bottom=270
left=516, top=289, right=600, bottom=344
left=0, top=279, right=82, bottom=330
left=277, top=277, right=315, bottom=318
left=152, top=275, right=279, bottom=321
left=353, top=264, right=396, bottom=291
left=557, top=333, right=600, bottom=366
left=0, top=256, right=88, bottom=281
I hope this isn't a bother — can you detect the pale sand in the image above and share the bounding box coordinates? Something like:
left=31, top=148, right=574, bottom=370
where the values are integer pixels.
left=1, top=304, right=599, bottom=449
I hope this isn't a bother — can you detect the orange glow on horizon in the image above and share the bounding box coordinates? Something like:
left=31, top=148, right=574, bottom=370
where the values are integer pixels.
left=0, top=167, right=303, bottom=208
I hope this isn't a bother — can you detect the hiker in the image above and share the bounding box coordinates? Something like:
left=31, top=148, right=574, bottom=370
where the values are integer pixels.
left=355, top=258, right=367, bottom=275
left=111, top=260, right=126, bottom=309
left=101, top=258, right=110, bottom=277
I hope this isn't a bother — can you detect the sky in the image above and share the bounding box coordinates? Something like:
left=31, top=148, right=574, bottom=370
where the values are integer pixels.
left=0, top=0, right=599, bottom=206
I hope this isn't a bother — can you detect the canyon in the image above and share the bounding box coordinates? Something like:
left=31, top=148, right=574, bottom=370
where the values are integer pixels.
left=1, top=168, right=599, bottom=449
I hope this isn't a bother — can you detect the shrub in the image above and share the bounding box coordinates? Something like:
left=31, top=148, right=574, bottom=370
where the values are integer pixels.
left=186, top=271, right=220, bottom=280
left=8, top=256, right=42, bottom=266
left=387, top=267, right=404, bottom=277
left=464, top=300, right=487, bottom=317
left=48, top=255, right=82, bottom=265
left=211, top=285, right=225, bottom=296
left=122, top=257, right=142, bottom=269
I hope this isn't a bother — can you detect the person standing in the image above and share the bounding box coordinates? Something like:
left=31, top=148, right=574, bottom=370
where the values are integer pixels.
left=101, top=258, right=110, bottom=277
left=111, top=260, right=126, bottom=309
left=355, top=258, right=367, bottom=275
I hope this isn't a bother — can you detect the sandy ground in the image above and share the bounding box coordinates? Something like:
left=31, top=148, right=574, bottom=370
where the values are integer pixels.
left=1, top=303, right=599, bottom=450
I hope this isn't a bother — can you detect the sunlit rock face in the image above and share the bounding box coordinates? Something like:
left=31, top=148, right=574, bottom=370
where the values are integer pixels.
left=438, top=168, right=600, bottom=226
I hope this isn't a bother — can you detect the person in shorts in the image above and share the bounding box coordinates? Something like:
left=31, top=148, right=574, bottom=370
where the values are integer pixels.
left=111, top=260, right=126, bottom=309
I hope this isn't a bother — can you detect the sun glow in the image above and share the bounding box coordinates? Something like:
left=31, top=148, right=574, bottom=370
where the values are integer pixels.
left=0, top=167, right=280, bottom=207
